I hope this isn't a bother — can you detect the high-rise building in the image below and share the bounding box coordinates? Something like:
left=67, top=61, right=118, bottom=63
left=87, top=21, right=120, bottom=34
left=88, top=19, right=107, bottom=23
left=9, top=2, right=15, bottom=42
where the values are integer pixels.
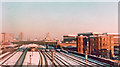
left=1, top=32, right=14, bottom=42
left=19, top=32, right=23, bottom=41
left=44, top=32, right=52, bottom=41
left=1, top=32, right=5, bottom=43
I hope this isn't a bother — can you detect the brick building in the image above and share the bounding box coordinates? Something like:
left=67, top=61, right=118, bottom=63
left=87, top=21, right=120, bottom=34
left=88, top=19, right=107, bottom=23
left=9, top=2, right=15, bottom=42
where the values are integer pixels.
left=103, top=33, right=120, bottom=57
left=89, top=35, right=114, bottom=58
left=89, top=35, right=100, bottom=56
left=76, top=35, right=88, bottom=53
left=77, top=32, right=120, bottom=59
left=77, top=32, right=102, bottom=54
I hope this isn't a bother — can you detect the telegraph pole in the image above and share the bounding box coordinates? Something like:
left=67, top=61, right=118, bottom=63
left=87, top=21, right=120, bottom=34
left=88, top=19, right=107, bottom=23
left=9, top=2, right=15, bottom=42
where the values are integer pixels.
left=85, top=51, right=88, bottom=67
left=29, top=55, right=31, bottom=64
left=52, top=50, right=55, bottom=67
left=56, top=40, right=59, bottom=49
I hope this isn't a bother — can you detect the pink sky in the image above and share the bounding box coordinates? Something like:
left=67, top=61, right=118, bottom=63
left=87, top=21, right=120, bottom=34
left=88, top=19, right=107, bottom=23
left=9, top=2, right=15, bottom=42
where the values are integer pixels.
left=2, top=2, right=118, bottom=40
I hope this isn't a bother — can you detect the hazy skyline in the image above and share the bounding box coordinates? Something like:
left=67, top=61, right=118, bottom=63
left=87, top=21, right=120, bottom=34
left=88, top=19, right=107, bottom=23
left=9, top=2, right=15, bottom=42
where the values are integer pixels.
left=2, top=2, right=118, bottom=40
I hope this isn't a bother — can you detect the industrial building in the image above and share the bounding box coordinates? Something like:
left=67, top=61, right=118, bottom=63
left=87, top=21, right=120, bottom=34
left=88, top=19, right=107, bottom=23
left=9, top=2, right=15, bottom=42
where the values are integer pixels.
left=63, top=35, right=76, bottom=43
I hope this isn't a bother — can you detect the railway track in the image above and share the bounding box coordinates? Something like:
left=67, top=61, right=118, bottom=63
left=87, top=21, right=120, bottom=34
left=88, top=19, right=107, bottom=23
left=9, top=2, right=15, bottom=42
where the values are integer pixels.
left=58, top=52, right=107, bottom=67
left=38, top=51, right=42, bottom=67
left=40, top=49, right=102, bottom=67
left=1, top=48, right=113, bottom=67
left=44, top=51, right=62, bottom=67
left=40, top=49, right=67, bottom=67
left=49, top=51, right=104, bottom=67
left=55, top=52, right=84, bottom=66
left=0, top=52, right=11, bottom=60
left=38, top=50, right=48, bottom=67
left=57, top=52, right=92, bottom=66
left=41, top=52, right=48, bottom=67
left=46, top=51, right=73, bottom=67
left=0, top=51, right=17, bottom=66
left=48, top=52, right=73, bottom=67
left=14, top=49, right=27, bottom=67
left=66, top=52, right=111, bottom=66
left=0, top=48, right=26, bottom=66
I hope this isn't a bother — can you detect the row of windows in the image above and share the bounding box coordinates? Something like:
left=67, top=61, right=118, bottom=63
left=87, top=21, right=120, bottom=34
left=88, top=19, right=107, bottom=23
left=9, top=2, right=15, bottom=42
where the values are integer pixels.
left=91, top=38, right=106, bottom=41
left=93, top=43, right=105, bottom=46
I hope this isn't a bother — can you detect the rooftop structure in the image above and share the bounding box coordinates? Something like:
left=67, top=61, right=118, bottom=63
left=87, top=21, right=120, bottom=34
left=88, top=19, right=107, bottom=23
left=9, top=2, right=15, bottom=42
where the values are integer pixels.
left=78, top=32, right=102, bottom=38
left=103, top=33, right=120, bottom=35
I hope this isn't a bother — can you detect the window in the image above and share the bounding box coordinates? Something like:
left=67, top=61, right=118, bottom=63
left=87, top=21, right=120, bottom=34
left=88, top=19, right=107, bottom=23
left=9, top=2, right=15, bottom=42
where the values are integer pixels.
left=103, top=38, right=105, bottom=41
left=103, top=43, right=105, bottom=46
left=93, top=43, right=95, bottom=46
left=94, top=49, right=96, bottom=51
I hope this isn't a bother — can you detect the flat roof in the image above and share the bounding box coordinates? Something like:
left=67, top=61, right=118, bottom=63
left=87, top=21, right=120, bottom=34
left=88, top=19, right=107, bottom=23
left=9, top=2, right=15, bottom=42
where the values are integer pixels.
left=78, top=32, right=102, bottom=35
left=63, top=35, right=76, bottom=37
left=89, top=35, right=98, bottom=37
left=103, top=33, right=120, bottom=35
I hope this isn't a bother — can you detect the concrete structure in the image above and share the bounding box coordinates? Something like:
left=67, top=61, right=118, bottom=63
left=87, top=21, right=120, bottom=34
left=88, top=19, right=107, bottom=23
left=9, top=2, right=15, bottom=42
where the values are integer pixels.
left=63, top=35, right=76, bottom=43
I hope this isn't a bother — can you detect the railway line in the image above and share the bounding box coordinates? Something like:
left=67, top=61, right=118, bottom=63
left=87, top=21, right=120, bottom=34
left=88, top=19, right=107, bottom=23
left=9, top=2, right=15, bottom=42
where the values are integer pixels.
left=40, top=49, right=112, bottom=67
left=68, top=52, right=111, bottom=66
left=0, top=52, right=11, bottom=60
left=41, top=49, right=96, bottom=67
left=47, top=52, right=72, bottom=67
left=0, top=51, right=17, bottom=66
left=43, top=51, right=60, bottom=66
left=0, top=48, right=27, bottom=67
left=57, top=52, right=96, bottom=66
left=14, top=49, right=27, bottom=67
left=0, top=46, right=116, bottom=67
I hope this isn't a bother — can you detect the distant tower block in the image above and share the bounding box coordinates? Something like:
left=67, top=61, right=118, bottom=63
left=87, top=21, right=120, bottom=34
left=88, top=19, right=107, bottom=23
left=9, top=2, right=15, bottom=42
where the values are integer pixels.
left=45, top=32, right=52, bottom=41
left=19, top=32, right=23, bottom=41
left=1, top=32, right=6, bottom=43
